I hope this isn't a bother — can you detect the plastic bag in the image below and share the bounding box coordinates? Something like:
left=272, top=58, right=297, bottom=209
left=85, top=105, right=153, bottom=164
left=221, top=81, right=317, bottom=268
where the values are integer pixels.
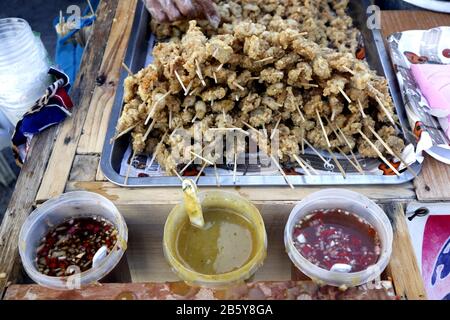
left=143, top=0, right=219, bottom=28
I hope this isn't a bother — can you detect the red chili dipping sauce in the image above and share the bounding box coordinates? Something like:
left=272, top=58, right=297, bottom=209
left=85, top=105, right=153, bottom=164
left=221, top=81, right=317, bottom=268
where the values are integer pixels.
left=292, top=209, right=381, bottom=272
left=36, top=217, right=118, bottom=277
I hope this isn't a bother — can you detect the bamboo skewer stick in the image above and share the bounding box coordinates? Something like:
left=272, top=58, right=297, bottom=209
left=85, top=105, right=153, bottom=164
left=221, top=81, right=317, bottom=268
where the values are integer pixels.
left=241, top=120, right=264, bottom=137
left=212, top=47, right=219, bottom=58
left=342, top=66, right=355, bottom=75
left=174, top=70, right=187, bottom=92
left=145, top=91, right=170, bottom=125
left=170, top=125, right=181, bottom=138
left=216, top=64, right=224, bottom=72
left=271, top=156, right=294, bottom=189
left=195, top=162, right=208, bottom=184
left=270, top=118, right=281, bottom=140
left=191, top=115, right=198, bottom=123
left=256, top=57, right=274, bottom=63
left=110, top=123, right=139, bottom=143
left=180, top=139, right=213, bottom=174
left=143, top=118, right=157, bottom=141
left=184, top=80, right=193, bottom=96
left=335, top=126, right=364, bottom=172
left=324, top=116, right=364, bottom=172
left=299, top=83, right=319, bottom=88
left=367, top=127, right=418, bottom=178
left=190, top=151, right=214, bottom=165
left=299, top=157, right=319, bottom=175
left=303, top=138, right=329, bottom=166
left=357, top=99, right=367, bottom=118
left=124, top=150, right=136, bottom=185
left=296, top=105, right=305, bottom=121
left=87, top=0, right=95, bottom=16
left=169, top=110, right=173, bottom=129
left=326, top=147, right=347, bottom=179
left=301, top=130, right=305, bottom=154
left=234, top=82, right=245, bottom=91
left=316, top=109, right=331, bottom=148
left=214, top=163, right=220, bottom=187
left=195, top=59, right=206, bottom=86
left=357, top=129, right=401, bottom=176
left=233, top=153, right=238, bottom=183
left=262, top=123, right=268, bottom=138
left=335, top=145, right=364, bottom=174
left=222, top=108, right=226, bottom=123
left=173, top=169, right=183, bottom=183
left=121, top=62, right=133, bottom=76
left=293, top=154, right=311, bottom=176
left=374, top=95, right=396, bottom=127
left=338, top=87, right=352, bottom=103
left=213, top=72, right=218, bottom=84
left=148, top=132, right=168, bottom=168
left=331, top=108, right=337, bottom=122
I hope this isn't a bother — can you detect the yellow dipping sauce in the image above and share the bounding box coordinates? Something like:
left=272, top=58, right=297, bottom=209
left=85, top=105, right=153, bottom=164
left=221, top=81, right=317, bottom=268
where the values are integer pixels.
left=176, top=208, right=258, bottom=275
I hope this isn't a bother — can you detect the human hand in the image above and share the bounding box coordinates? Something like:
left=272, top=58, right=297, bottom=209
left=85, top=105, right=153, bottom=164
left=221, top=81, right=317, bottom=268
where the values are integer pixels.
left=143, top=0, right=220, bottom=28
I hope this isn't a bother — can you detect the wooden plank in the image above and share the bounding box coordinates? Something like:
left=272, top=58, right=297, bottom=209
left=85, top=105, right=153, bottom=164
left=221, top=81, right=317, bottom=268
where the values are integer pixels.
left=69, top=155, right=100, bottom=182
left=35, top=0, right=122, bottom=202
left=4, top=280, right=396, bottom=300
left=117, top=203, right=292, bottom=282
left=0, top=126, right=57, bottom=297
left=381, top=11, right=450, bottom=201
left=0, top=0, right=120, bottom=297
left=381, top=10, right=450, bottom=37
left=383, top=202, right=427, bottom=300
left=77, top=0, right=138, bottom=155
left=64, top=181, right=417, bottom=204
left=414, top=155, right=450, bottom=201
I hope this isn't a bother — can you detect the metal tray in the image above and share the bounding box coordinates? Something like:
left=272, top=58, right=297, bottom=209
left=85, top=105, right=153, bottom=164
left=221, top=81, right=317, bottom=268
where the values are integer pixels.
left=100, top=0, right=421, bottom=187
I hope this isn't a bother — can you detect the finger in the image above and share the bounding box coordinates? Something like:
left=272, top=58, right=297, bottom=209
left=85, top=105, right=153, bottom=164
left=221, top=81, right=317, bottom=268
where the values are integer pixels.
left=146, top=0, right=169, bottom=22
left=194, top=0, right=220, bottom=28
left=158, top=0, right=183, bottom=21
left=173, top=0, right=196, bottom=18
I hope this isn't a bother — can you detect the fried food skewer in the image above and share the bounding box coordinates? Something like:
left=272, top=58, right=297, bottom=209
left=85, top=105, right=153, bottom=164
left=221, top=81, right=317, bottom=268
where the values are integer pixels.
left=357, top=129, right=401, bottom=176
left=367, top=127, right=417, bottom=178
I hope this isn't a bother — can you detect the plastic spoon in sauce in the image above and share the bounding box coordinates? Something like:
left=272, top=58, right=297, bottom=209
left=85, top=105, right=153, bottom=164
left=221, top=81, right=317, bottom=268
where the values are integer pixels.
left=182, top=180, right=205, bottom=229
left=330, top=263, right=352, bottom=273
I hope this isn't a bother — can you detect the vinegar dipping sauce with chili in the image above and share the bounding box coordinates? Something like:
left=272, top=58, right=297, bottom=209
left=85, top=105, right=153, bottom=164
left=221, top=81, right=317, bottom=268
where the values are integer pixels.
left=292, top=209, right=381, bottom=272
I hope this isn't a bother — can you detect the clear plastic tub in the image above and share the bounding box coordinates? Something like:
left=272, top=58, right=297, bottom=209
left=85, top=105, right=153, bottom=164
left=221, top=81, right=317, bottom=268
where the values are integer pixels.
left=163, top=190, right=267, bottom=289
left=284, top=189, right=393, bottom=288
left=0, top=18, right=51, bottom=125
left=19, top=191, right=128, bottom=290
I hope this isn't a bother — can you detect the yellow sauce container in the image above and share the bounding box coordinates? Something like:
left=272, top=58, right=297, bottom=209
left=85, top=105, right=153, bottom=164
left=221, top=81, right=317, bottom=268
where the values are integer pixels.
left=163, top=190, right=267, bottom=289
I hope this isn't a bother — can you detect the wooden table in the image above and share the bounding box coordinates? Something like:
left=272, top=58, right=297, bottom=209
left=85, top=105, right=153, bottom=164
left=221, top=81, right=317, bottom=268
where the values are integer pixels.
left=1, top=2, right=449, bottom=300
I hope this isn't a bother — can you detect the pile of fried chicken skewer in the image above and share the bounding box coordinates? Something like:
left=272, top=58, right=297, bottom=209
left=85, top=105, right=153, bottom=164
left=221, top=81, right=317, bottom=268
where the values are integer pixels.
left=114, top=0, right=412, bottom=187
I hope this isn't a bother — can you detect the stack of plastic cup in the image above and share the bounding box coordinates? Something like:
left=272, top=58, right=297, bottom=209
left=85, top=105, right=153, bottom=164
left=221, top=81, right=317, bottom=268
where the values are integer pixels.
left=0, top=18, right=51, bottom=125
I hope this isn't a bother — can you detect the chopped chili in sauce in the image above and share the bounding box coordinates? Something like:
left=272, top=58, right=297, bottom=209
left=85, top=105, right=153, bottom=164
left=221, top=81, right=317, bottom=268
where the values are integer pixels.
left=293, top=209, right=381, bottom=272
left=36, top=216, right=118, bottom=277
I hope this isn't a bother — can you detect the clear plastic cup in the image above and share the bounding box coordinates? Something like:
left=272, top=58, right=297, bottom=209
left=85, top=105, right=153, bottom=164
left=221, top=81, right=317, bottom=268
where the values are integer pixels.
left=0, top=18, right=51, bottom=125
left=284, top=189, right=393, bottom=288
left=163, top=190, right=267, bottom=289
left=18, top=191, right=128, bottom=290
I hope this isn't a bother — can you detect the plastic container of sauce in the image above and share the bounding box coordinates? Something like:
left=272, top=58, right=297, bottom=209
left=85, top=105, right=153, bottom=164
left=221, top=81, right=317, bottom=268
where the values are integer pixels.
left=284, top=189, right=393, bottom=288
left=163, top=190, right=267, bottom=288
left=19, top=191, right=128, bottom=289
